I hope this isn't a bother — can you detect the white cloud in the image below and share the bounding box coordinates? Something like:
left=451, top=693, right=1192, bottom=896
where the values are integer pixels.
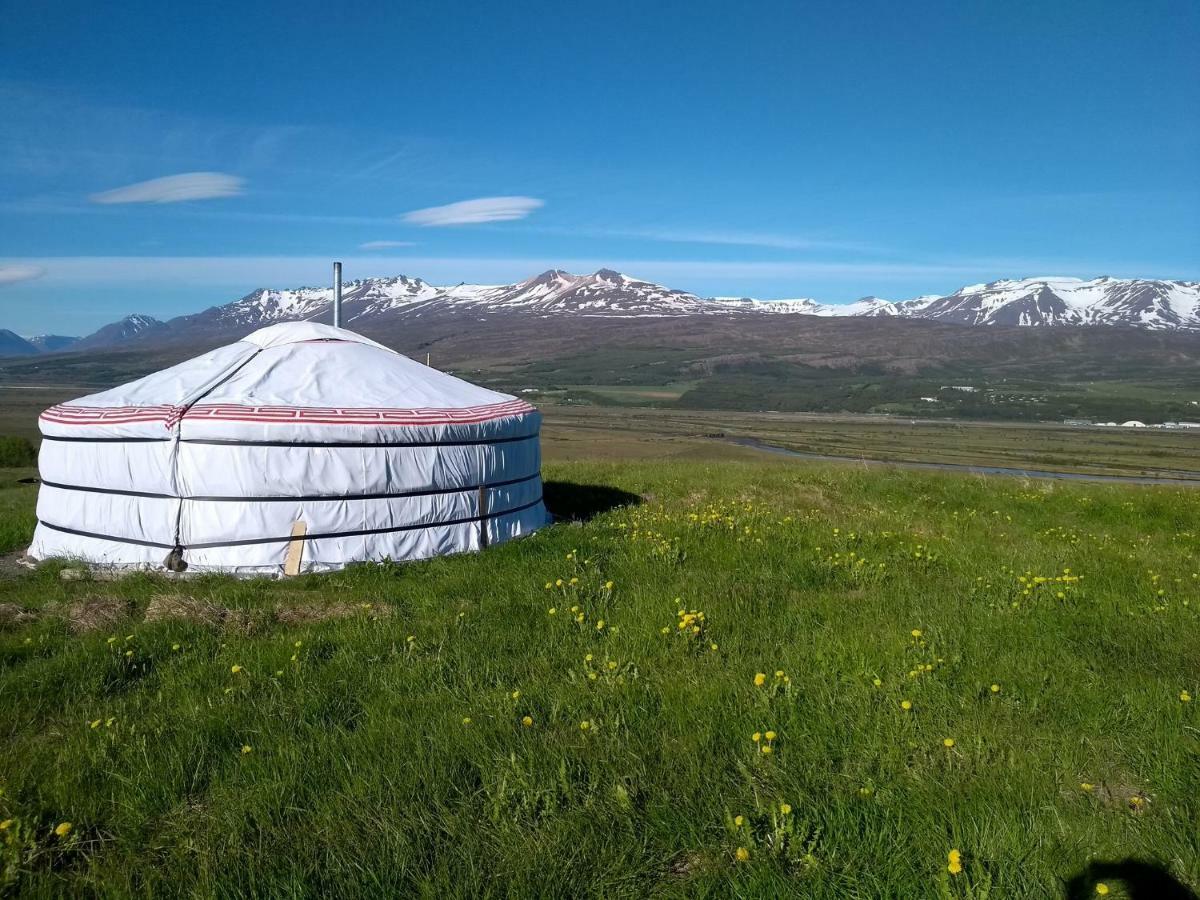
left=89, top=172, right=245, bottom=204
left=359, top=240, right=418, bottom=250
left=402, top=196, right=543, bottom=226
left=0, top=264, right=45, bottom=285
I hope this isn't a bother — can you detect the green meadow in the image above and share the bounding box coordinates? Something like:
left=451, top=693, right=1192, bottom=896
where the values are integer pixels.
left=0, top=454, right=1197, bottom=897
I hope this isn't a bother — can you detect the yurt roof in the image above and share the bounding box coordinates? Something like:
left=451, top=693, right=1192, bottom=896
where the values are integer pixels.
left=39, top=322, right=533, bottom=442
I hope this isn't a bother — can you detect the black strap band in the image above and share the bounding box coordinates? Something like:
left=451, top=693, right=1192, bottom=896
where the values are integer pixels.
left=37, top=495, right=544, bottom=551
left=39, top=472, right=540, bottom=502
left=40, top=431, right=539, bottom=448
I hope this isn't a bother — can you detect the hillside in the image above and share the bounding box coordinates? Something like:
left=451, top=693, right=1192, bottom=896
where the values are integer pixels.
left=0, top=454, right=1196, bottom=896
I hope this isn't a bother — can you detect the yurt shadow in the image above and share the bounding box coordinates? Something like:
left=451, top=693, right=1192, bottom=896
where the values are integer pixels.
left=543, top=481, right=642, bottom=522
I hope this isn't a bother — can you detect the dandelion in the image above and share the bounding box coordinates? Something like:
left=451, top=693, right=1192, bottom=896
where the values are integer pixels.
left=241, top=745, right=252, bottom=754
left=0, top=820, right=11, bottom=830
left=231, top=665, right=243, bottom=674
left=521, top=715, right=533, bottom=727
left=734, top=815, right=745, bottom=826
left=751, top=732, right=761, bottom=742
left=124, top=650, right=134, bottom=658
left=1080, top=783, right=1094, bottom=792
left=105, top=717, right=115, bottom=727
left=947, top=849, right=962, bottom=875
left=735, top=847, right=750, bottom=862
left=761, top=744, right=773, bottom=755
left=294, top=641, right=303, bottom=648
left=711, top=642, right=719, bottom=651
left=872, top=677, right=882, bottom=687
left=171, top=643, right=181, bottom=651
left=1182, top=690, right=1192, bottom=703
left=511, top=690, right=521, bottom=700
left=548, top=607, right=557, bottom=615
left=911, top=629, right=923, bottom=638
left=774, top=670, right=784, bottom=679
left=764, top=730, right=777, bottom=741
left=462, top=717, right=472, bottom=725
left=943, top=737, right=955, bottom=748
left=1096, top=885, right=1109, bottom=896
left=596, top=619, right=605, bottom=630
left=89, top=719, right=101, bottom=729
left=275, top=670, right=283, bottom=677
left=54, top=822, right=72, bottom=838
left=990, top=684, right=1001, bottom=693
left=779, top=802, right=792, bottom=815
left=605, top=581, right=614, bottom=590
left=900, top=700, right=912, bottom=711
left=106, top=636, right=117, bottom=644
left=580, top=720, right=592, bottom=731
left=754, top=673, right=766, bottom=687
left=545, top=582, right=553, bottom=589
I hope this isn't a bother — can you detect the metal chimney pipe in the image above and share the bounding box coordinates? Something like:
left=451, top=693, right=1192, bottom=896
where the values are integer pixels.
left=332, top=261, right=343, bottom=328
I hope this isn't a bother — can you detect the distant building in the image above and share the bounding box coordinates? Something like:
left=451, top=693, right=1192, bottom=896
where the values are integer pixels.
left=941, top=385, right=978, bottom=392
left=1063, top=418, right=1092, bottom=426
left=1120, top=420, right=1147, bottom=428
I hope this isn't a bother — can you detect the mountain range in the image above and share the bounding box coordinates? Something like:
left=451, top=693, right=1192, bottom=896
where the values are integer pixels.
left=4, top=270, right=1199, bottom=357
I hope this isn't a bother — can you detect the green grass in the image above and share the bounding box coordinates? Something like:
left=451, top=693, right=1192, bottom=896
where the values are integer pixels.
left=0, top=460, right=1198, bottom=897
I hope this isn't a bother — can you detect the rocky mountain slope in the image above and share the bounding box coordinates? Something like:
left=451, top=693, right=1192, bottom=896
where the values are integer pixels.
left=8, top=271, right=1199, bottom=357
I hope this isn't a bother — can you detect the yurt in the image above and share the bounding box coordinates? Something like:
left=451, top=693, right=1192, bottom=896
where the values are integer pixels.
left=28, top=322, right=547, bottom=574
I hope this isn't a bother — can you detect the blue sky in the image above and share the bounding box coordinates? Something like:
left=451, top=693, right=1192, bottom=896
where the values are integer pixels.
left=1, top=0, right=1197, bottom=335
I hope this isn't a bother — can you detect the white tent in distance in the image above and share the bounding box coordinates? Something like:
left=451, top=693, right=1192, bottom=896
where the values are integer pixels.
left=29, top=321, right=548, bottom=575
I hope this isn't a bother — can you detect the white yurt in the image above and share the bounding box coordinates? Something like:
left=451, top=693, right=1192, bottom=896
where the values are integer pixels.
left=28, top=322, right=547, bottom=574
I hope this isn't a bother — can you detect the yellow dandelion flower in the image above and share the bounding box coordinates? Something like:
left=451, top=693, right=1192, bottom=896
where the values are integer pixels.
left=548, top=607, right=557, bottom=615
left=751, top=731, right=761, bottom=742
left=947, top=849, right=962, bottom=875
left=779, top=802, right=792, bottom=815
left=580, top=720, right=591, bottom=731
left=735, top=847, right=750, bottom=862
left=462, top=717, right=472, bottom=725
left=511, top=690, right=521, bottom=700
left=1096, top=885, right=1109, bottom=896
left=872, top=677, right=882, bottom=687
left=911, top=629, right=922, bottom=638
left=0, top=820, right=11, bottom=831
left=521, top=715, right=533, bottom=727
left=605, top=581, right=614, bottom=590
left=943, top=737, right=955, bottom=748
left=555, top=579, right=563, bottom=587
left=106, top=636, right=117, bottom=644
left=900, top=700, right=912, bottom=711
left=596, top=619, right=605, bottom=630
left=607, top=661, right=617, bottom=670
left=294, top=641, right=303, bottom=648
left=753, top=673, right=766, bottom=687
left=764, top=730, right=777, bottom=741
left=710, top=642, right=719, bottom=651
left=171, top=643, right=181, bottom=651
left=124, top=650, right=134, bottom=658
left=990, top=684, right=1000, bottom=693
left=231, top=665, right=243, bottom=674
left=1081, top=782, right=1094, bottom=792
left=734, top=815, right=744, bottom=826
left=774, top=670, right=784, bottom=679
left=241, top=745, right=252, bottom=754
left=54, top=822, right=72, bottom=838
left=1181, top=690, right=1192, bottom=703
left=761, top=744, right=773, bottom=755
left=89, top=719, right=101, bottom=729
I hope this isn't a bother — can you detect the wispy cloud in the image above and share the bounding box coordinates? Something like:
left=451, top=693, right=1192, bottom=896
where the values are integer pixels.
left=0, top=264, right=45, bottom=285
left=359, top=240, right=418, bottom=250
left=89, top=172, right=245, bottom=204
left=402, top=196, right=543, bottom=226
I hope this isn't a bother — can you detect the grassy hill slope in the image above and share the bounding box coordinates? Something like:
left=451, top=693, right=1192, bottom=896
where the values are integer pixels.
left=0, top=459, right=1196, bottom=897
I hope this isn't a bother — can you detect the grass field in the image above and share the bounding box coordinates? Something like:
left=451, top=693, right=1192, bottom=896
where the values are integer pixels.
left=0, top=443, right=1197, bottom=897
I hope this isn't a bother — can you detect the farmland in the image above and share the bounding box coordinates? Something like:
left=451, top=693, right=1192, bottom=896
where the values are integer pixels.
left=0, top=412, right=1198, bottom=897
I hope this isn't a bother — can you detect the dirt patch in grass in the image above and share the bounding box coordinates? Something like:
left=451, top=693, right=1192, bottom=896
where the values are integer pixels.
left=0, top=602, right=39, bottom=629
left=64, top=596, right=132, bottom=634
left=273, top=601, right=392, bottom=625
left=144, top=595, right=258, bottom=633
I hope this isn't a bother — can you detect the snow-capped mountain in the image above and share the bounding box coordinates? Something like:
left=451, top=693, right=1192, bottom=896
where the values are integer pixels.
left=903, top=277, right=1200, bottom=328
left=72, top=314, right=165, bottom=351
left=28, top=334, right=79, bottom=353
left=26, top=271, right=1200, bottom=355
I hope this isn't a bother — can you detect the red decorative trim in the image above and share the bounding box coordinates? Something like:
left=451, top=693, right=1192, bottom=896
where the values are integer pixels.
left=40, top=399, right=535, bottom=429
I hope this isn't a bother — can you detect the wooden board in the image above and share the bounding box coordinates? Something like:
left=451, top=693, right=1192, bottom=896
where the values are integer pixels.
left=283, top=520, right=307, bottom=576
